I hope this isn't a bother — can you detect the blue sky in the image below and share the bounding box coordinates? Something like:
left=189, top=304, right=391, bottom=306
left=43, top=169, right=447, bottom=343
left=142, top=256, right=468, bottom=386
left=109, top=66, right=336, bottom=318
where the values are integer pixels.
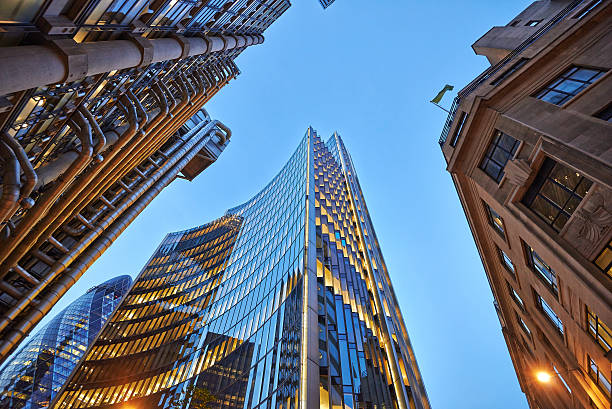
left=31, top=1, right=534, bottom=408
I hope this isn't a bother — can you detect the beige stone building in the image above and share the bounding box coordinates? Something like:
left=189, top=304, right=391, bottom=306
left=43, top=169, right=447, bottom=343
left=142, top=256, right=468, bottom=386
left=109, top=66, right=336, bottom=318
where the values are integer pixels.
left=439, top=1, right=611, bottom=408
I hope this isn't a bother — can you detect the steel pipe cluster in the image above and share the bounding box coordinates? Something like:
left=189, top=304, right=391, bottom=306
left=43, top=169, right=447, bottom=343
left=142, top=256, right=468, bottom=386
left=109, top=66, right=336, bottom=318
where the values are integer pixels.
left=0, top=34, right=263, bottom=96
left=0, top=58, right=236, bottom=361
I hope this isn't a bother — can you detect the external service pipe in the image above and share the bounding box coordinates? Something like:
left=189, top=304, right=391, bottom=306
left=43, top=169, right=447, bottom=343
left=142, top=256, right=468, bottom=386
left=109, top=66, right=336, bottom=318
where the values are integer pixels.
left=0, top=121, right=229, bottom=362
left=0, top=97, right=137, bottom=270
left=0, top=111, right=92, bottom=258
left=22, top=84, right=170, bottom=251
left=79, top=106, right=106, bottom=154
left=0, top=120, right=224, bottom=342
left=1, top=131, right=37, bottom=208
left=0, top=34, right=263, bottom=96
left=0, top=141, right=20, bottom=223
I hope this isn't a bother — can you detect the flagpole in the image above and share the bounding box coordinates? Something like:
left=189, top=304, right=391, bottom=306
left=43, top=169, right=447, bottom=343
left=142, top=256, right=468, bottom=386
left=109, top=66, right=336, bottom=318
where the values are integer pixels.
left=430, top=101, right=450, bottom=114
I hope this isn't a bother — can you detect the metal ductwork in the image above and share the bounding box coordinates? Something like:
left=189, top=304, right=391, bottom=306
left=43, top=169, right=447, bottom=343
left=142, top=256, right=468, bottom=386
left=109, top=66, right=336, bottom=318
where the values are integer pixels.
left=0, top=34, right=264, bottom=96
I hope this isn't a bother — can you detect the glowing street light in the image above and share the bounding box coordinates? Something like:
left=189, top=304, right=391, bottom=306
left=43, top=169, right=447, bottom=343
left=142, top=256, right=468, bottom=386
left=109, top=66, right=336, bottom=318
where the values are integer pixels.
left=536, top=371, right=552, bottom=383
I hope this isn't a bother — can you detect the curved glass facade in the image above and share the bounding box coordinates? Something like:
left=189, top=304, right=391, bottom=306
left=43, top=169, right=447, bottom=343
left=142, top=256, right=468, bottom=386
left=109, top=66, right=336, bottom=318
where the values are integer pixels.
left=0, top=275, right=131, bottom=409
left=53, top=129, right=430, bottom=409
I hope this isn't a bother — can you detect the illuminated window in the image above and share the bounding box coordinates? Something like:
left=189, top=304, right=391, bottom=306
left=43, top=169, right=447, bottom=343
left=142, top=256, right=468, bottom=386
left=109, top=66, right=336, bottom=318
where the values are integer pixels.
left=535, top=292, right=563, bottom=335
left=522, top=158, right=592, bottom=231
left=588, top=355, right=611, bottom=397
left=594, top=240, right=612, bottom=279
left=480, top=131, right=520, bottom=182
left=484, top=203, right=505, bottom=237
left=587, top=306, right=612, bottom=352
left=535, top=66, right=605, bottom=105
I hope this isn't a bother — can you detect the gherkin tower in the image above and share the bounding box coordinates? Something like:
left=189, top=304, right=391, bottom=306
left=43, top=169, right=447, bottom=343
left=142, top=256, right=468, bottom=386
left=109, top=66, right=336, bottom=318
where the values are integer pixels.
left=0, top=275, right=131, bottom=409
left=53, top=129, right=430, bottom=409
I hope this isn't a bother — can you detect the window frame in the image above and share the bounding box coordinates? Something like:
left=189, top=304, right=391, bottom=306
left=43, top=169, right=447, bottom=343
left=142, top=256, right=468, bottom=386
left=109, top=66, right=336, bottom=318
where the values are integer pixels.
left=507, top=282, right=525, bottom=311
left=526, top=19, right=541, bottom=26
left=521, top=157, right=593, bottom=232
left=586, top=306, right=612, bottom=353
left=516, top=312, right=532, bottom=338
left=534, top=65, right=606, bottom=106
left=535, top=291, right=564, bottom=335
left=594, top=239, right=612, bottom=279
left=594, top=103, right=612, bottom=122
left=574, top=0, right=602, bottom=19
left=450, top=111, right=468, bottom=147
left=491, top=58, right=529, bottom=86
left=588, top=355, right=611, bottom=398
left=525, top=243, right=559, bottom=296
left=484, top=203, right=505, bottom=238
left=499, top=248, right=516, bottom=275
left=479, top=130, right=521, bottom=183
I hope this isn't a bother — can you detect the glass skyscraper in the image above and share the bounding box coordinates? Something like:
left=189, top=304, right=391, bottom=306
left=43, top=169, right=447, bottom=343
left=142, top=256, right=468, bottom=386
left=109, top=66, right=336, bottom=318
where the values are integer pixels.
left=53, top=129, right=430, bottom=409
left=0, top=275, right=131, bottom=409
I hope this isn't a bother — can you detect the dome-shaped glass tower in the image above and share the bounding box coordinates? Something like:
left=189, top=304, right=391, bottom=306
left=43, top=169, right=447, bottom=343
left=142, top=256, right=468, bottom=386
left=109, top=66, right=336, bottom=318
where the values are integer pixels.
left=0, top=275, right=132, bottom=409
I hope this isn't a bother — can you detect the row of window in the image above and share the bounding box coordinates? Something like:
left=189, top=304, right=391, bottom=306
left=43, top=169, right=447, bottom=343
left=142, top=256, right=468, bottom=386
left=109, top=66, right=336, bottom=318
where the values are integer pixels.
left=487, top=204, right=612, bottom=401
left=483, top=144, right=610, bottom=282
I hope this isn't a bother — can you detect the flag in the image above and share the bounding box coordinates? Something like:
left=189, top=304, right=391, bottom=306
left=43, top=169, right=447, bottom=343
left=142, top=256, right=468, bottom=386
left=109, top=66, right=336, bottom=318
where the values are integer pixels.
left=430, top=84, right=454, bottom=104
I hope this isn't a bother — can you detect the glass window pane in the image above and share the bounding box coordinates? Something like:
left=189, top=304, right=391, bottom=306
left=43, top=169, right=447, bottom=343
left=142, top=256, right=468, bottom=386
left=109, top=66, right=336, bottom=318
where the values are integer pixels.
left=569, top=68, right=602, bottom=81
left=536, top=66, right=606, bottom=105
left=530, top=196, right=559, bottom=224
left=541, top=90, right=568, bottom=105
left=550, top=164, right=582, bottom=190
left=595, top=248, right=612, bottom=271
left=540, top=181, right=571, bottom=208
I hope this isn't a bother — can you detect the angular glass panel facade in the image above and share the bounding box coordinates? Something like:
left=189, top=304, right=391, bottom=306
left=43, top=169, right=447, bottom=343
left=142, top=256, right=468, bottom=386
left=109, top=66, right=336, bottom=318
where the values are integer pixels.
left=0, top=275, right=131, bottom=409
left=53, top=129, right=430, bottom=409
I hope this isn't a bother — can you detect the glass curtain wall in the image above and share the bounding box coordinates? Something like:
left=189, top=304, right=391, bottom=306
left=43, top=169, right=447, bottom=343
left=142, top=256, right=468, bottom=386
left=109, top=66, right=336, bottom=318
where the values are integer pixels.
left=53, top=130, right=430, bottom=409
left=53, top=137, right=308, bottom=409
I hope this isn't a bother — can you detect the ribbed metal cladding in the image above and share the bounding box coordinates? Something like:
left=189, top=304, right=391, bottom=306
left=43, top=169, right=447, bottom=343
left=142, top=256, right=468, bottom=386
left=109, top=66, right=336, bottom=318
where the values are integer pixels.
left=52, top=129, right=430, bottom=409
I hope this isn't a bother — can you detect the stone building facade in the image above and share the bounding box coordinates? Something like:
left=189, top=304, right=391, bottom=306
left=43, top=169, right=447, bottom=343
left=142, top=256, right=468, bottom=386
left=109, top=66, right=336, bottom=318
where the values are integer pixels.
left=439, top=1, right=611, bottom=408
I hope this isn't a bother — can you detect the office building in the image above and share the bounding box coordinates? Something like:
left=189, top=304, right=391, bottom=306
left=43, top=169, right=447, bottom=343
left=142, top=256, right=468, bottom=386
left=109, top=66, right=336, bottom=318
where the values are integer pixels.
left=0, top=0, right=331, bottom=363
left=0, top=275, right=131, bottom=408
left=438, top=1, right=611, bottom=408
left=53, top=128, right=431, bottom=409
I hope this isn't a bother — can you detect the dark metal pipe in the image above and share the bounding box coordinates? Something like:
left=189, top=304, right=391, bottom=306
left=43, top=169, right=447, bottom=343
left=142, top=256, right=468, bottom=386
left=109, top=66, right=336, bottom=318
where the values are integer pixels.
left=0, top=141, right=20, bottom=223
left=0, top=99, right=133, bottom=270
left=79, top=106, right=106, bottom=154
left=0, top=34, right=264, bottom=96
left=1, top=131, right=37, bottom=209
left=0, top=120, right=222, bottom=345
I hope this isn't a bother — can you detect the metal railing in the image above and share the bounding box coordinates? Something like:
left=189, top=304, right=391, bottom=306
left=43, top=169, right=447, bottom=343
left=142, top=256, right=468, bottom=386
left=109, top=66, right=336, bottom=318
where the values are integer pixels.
left=438, top=0, right=587, bottom=147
